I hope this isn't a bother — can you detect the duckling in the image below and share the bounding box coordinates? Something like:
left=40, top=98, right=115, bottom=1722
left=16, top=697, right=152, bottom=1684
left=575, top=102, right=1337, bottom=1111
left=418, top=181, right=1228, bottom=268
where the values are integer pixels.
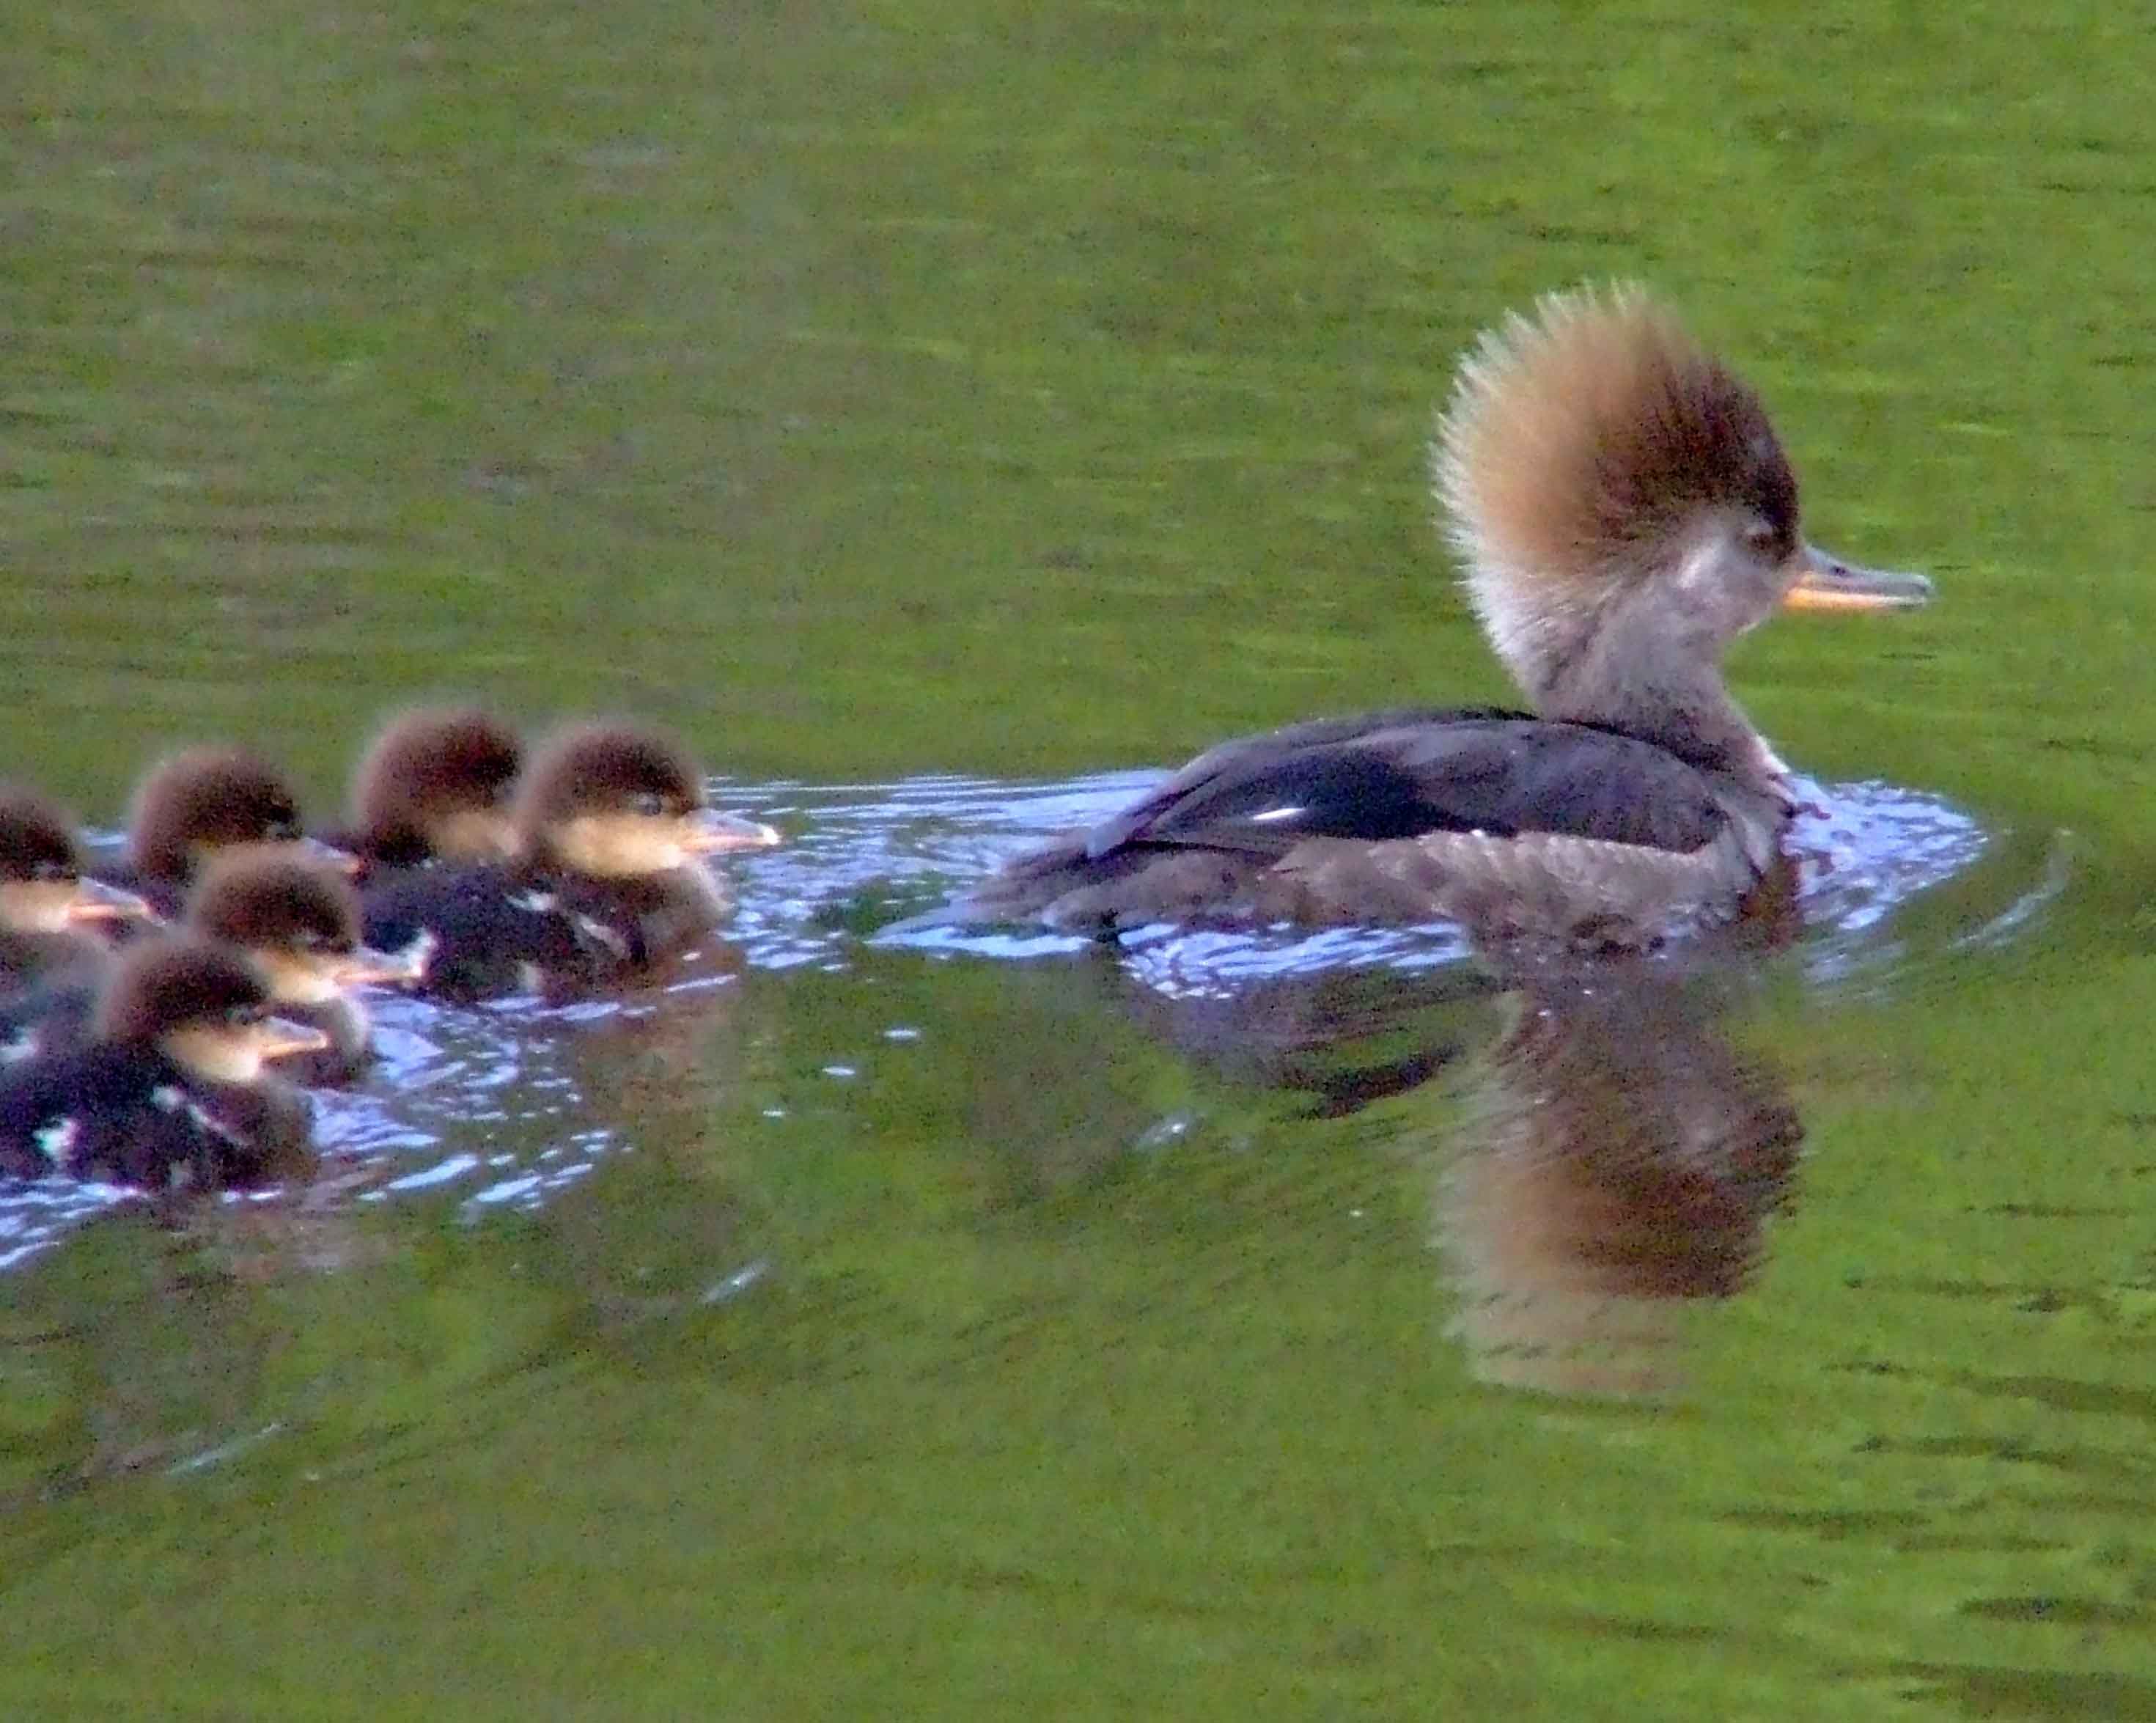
left=902, top=285, right=1932, bottom=949
left=0, top=935, right=328, bottom=1191
left=361, top=719, right=780, bottom=1000
left=1, top=849, right=421, bottom=1081
left=318, top=705, right=524, bottom=882
left=93, top=746, right=353, bottom=920
left=0, top=787, right=151, bottom=996
left=187, top=849, right=421, bottom=1081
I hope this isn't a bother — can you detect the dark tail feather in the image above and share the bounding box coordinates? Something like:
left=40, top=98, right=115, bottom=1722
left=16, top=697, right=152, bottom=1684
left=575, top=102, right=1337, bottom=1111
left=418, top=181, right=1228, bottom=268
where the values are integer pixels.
left=879, top=832, right=1269, bottom=938
left=875, top=834, right=1100, bottom=938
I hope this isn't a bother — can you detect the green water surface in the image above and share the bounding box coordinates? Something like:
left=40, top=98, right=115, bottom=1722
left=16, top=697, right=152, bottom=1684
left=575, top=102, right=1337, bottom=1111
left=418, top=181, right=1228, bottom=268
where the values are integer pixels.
left=6, top=1, right=2156, bottom=1716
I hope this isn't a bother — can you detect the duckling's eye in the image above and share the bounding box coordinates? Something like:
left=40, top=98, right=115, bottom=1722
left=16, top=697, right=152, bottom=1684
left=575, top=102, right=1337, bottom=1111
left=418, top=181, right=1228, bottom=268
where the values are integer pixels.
left=225, top=1004, right=266, bottom=1029
left=31, top=859, right=70, bottom=882
left=630, top=792, right=666, bottom=818
left=295, top=930, right=328, bottom=952
left=269, top=818, right=302, bottom=842
left=1740, top=520, right=1780, bottom=556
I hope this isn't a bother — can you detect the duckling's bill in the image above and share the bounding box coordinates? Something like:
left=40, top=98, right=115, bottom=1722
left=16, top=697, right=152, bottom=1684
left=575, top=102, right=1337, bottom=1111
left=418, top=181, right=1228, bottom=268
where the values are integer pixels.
left=258, top=1015, right=334, bottom=1059
left=161, top=1014, right=334, bottom=1081
left=684, top=809, right=784, bottom=854
left=432, top=807, right=522, bottom=862
left=1783, top=543, right=1934, bottom=612
left=331, top=942, right=432, bottom=986
left=69, top=877, right=156, bottom=923
left=298, top=834, right=364, bottom=874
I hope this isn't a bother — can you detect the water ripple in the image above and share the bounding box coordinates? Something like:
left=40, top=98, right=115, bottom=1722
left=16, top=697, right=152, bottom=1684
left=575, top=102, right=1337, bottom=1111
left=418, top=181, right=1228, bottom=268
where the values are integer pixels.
left=0, top=769, right=1998, bottom=1265
left=735, top=768, right=1995, bottom=991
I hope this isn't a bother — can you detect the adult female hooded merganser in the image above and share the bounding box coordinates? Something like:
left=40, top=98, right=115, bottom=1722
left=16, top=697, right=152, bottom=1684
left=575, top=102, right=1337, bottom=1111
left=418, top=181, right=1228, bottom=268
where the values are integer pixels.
left=0, top=935, right=328, bottom=1190
left=1, top=849, right=414, bottom=1081
left=0, top=789, right=151, bottom=994
left=319, top=705, right=525, bottom=882
left=93, top=746, right=353, bottom=921
left=906, top=285, right=1932, bottom=948
left=360, top=720, right=781, bottom=1000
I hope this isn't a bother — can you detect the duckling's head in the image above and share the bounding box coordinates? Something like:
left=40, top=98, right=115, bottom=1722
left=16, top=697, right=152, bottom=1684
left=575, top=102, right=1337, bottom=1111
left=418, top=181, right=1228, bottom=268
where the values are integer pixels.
left=128, top=747, right=309, bottom=885
left=349, top=705, right=524, bottom=865
left=0, top=788, right=149, bottom=933
left=515, top=721, right=781, bottom=879
left=187, top=848, right=421, bottom=1004
left=92, top=933, right=329, bottom=1082
left=1433, top=286, right=1928, bottom=748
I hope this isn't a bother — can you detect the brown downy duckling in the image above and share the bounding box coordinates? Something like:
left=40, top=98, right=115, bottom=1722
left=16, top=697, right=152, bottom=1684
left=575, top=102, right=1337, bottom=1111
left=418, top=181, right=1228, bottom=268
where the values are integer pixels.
left=3, top=849, right=423, bottom=1081
left=0, top=934, right=328, bottom=1191
left=188, top=848, right=422, bottom=1082
left=0, top=787, right=151, bottom=998
left=900, top=286, right=1932, bottom=951
left=92, top=746, right=355, bottom=921
left=361, top=719, right=780, bottom=1001
left=320, top=705, right=525, bottom=883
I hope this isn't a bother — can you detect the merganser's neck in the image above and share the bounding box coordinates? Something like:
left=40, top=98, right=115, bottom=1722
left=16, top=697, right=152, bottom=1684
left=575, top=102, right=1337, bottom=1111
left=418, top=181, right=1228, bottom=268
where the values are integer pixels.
left=1534, top=597, right=1782, bottom=789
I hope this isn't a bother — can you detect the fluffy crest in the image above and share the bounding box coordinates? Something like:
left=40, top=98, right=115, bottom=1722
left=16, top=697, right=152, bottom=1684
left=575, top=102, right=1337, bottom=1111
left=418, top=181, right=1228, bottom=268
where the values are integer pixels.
left=188, top=848, right=360, bottom=952
left=1432, top=285, right=1799, bottom=693
left=349, top=706, right=523, bottom=854
left=94, top=935, right=268, bottom=1045
left=515, top=721, right=704, bottom=832
left=129, top=747, right=304, bottom=882
left=0, top=786, right=81, bottom=883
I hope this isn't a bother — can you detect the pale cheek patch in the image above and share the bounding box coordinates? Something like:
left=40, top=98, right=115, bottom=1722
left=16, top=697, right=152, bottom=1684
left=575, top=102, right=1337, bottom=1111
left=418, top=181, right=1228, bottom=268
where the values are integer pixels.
left=255, top=950, right=344, bottom=1005
left=0, top=881, right=78, bottom=935
left=160, top=1026, right=267, bottom=1085
left=433, top=808, right=522, bottom=862
left=553, top=814, right=691, bottom=878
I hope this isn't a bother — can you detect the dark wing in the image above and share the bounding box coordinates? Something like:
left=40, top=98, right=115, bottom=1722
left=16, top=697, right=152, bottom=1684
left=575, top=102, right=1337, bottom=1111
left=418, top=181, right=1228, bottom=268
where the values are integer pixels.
left=1084, top=710, right=1729, bottom=862
left=0, top=976, right=96, bottom=1062
left=183, top=1076, right=317, bottom=1186
left=361, top=867, right=626, bottom=1002
left=0, top=1046, right=209, bottom=1184
left=1079, top=708, right=1509, bottom=857
left=554, top=872, right=718, bottom=970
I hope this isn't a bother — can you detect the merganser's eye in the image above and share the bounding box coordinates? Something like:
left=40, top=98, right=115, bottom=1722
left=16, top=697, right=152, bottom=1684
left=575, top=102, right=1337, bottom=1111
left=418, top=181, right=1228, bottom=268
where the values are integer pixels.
left=269, top=818, right=302, bottom=842
left=32, top=859, right=70, bottom=882
left=1740, top=519, right=1780, bottom=556
left=227, top=1003, right=266, bottom=1029
left=631, top=793, right=666, bottom=818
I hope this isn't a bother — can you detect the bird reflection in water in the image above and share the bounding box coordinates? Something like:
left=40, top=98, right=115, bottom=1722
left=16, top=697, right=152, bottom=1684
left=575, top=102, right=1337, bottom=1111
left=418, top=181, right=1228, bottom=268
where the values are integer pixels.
left=1122, top=952, right=1802, bottom=1399
left=1116, top=962, right=1501, bottom=1120
left=1438, top=968, right=1802, bottom=1397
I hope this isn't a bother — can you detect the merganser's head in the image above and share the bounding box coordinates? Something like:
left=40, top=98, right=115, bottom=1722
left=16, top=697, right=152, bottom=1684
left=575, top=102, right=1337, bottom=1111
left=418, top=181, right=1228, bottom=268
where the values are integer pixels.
left=515, top=720, right=781, bottom=879
left=1433, top=286, right=1929, bottom=763
left=129, top=747, right=353, bottom=886
left=188, top=848, right=423, bottom=1004
left=93, top=934, right=329, bottom=1083
left=0, top=788, right=150, bottom=933
left=347, top=706, right=525, bottom=866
